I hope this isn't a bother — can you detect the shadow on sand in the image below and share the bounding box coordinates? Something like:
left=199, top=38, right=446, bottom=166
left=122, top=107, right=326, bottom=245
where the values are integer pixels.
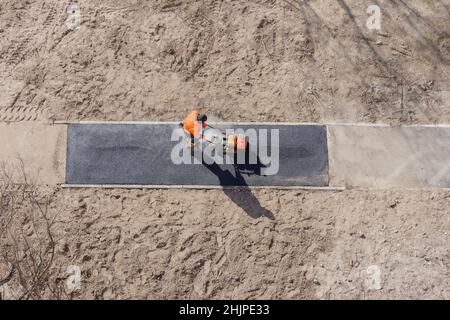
left=204, top=161, right=275, bottom=220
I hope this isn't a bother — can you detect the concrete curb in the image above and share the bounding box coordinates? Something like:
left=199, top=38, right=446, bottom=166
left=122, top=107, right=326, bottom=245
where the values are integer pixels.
left=61, top=184, right=346, bottom=191
left=52, top=120, right=450, bottom=128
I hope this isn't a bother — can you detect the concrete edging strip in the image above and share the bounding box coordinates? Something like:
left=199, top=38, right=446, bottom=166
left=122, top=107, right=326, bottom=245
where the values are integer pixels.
left=61, top=184, right=345, bottom=191
left=53, top=120, right=450, bottom=128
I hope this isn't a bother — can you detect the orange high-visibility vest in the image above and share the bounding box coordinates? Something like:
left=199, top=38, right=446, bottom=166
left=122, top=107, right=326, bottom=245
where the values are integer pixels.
left=182, top=110, right=206, bottom=138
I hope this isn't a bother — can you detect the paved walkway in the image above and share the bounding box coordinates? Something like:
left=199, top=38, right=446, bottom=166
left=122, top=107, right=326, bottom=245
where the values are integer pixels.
left=1, top=122, right=449, bottom=189
left=66, top=123, right=329, bottom=187
left=0, top=123, right=66, bottom=185
left=328, top=125, right=450, bottom=188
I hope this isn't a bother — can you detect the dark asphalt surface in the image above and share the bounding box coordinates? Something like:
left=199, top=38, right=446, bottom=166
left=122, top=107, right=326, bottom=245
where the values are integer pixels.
left=66, top=123, right=329, bottom=186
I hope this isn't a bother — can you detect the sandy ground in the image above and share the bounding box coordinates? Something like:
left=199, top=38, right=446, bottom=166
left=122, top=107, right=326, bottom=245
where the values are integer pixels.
left=1, top=0, right=449, bottom=123
left=0, top=0, right=449, bottom=299
left=47, top=187, right=450, bottom=299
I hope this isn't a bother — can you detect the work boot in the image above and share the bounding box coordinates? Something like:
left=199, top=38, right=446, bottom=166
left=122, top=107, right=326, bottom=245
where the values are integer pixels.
left=185, top=137, right=196, bottom=149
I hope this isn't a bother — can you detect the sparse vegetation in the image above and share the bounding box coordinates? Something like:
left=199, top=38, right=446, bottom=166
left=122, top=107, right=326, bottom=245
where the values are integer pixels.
left=0, top=161, right=64, bottom=300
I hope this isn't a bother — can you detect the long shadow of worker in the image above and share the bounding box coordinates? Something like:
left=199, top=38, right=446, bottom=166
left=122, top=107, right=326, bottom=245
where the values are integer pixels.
left=203, top=161, right=275, bottom=220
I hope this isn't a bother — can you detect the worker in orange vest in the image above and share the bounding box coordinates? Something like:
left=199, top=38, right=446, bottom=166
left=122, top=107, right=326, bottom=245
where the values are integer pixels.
left=181, top=110, right=207, bottom=148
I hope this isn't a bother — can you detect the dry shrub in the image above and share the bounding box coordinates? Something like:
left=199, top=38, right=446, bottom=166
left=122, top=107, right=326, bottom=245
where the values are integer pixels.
left=0, top=160, right=65, bottom=300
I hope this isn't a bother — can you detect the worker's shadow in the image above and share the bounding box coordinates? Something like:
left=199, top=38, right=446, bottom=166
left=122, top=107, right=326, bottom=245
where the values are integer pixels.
left=203, top=161, right=275, bottom=220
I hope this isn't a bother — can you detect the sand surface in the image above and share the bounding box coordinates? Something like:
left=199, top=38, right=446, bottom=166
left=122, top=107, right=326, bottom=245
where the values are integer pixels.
left=1, top=0, right=449, bottom=124
left=0, top=0, right=449, bottom=299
